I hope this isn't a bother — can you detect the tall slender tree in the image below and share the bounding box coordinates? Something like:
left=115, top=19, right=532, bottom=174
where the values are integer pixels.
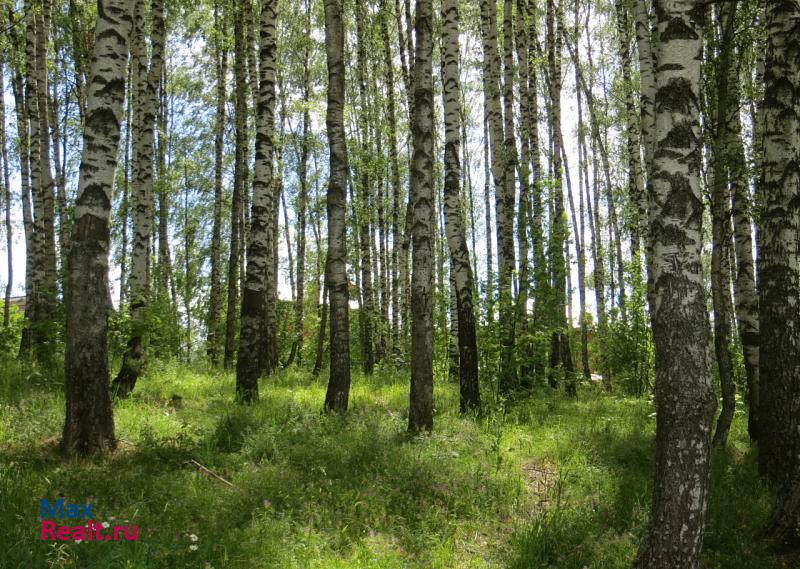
left=441, top=0, right=479, bottom=412
left=354, top=0, right=376, bottom=375
left=236, top=0, right=277, bottom=403
left=480, top=0, right=516, bottom=391
left=206, top=0, right=227, bottom=364
left=224, top=0, right=249, bottom=369
left=408, top=0, right=434, bottom=432
left=0, top=55, right=12, bottom=329
left=323, top=0, right=352, bottom=413
left=113, top=0, right=165, bottom=397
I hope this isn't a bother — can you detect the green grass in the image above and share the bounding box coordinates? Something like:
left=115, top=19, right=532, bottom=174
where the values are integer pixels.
left=0, top=360, right=790, bottom=568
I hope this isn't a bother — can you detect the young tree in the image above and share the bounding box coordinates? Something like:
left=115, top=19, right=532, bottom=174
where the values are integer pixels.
left=480, top=0, right=516, bottom=391
left=709, top=0, right=738, bottom=449
left=286, top=1, right=312, bottom=367
left=224, top=0, right=250, bottom=370
left=633, top=2, right=716, bottom=566
left=0, top=55, right=12, bottom=329
left=408, top=0, right=434, bottom=432
left=441, top=0, right=479, bottom=412
left=322, top=0, right=352, bottom=413
left=380, top=0, right=403, bottom=361
left=23, top=0, right=58, bottom=361
left=354, top=0, right=376, bottom=375
left=113, top=0, right=165, bottom=397
left=63, top=0, right=134, bottom=456
left=206, top=0, right=228, bottom=364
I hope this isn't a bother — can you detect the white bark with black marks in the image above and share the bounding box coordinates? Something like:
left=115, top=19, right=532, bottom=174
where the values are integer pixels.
left=63, top=0, right=134, bottom=456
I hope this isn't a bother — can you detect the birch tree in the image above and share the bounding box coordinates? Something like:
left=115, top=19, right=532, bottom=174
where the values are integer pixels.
left=634, top=2, right=716, bottom=566
left=206, top=0, right=227, bottom=364
left=322, top=0, right=352, bottom=413
left=756, top=0, right=800, bottom=483
left=441, top=0, right=479, bottom=412
left=408, top=0, right=435, bottom=432
left=224, top=1, right=249, bottom=369
left=480, top=0, right=516, bottom=391
left=113, top=0, right=165, bottom=397
left=63, top=0, right=133, bottom=456
left=236, top=0, right=277, bottom=403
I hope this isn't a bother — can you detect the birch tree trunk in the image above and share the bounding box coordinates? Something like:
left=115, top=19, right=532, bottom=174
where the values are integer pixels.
left=380, top=0, right=402, bottom=362
left=710, top=0, right=737, bottom=449
left=634, top=2, right=716, bottom=566
left=224, top=1, right=249, bottom=370
left=634, top=0, right=657, bottom=312
left=23, top=0, right=58, bottom=359
left=290, top=6, right=311, bottom=366
left=480, top=0, right=516, bottom=391
left=236, top=0, right=277, bottom=403
left=0, top=57, right=12, bottom=329
left=63, top=0, right=133, bottom=456
left=515, top=0, right=533, bottom=383
left=570, top=16, right=590, bottom=384
left=323, top=0, right=352, bottom=413
left=526, top=0, right=546, bottom=330
left=441, top=0, right=479, bottom=412
left=10, top=68, right=36, bottom=355
left=355, top=0, right=375, bottom=375
left=761, top=2, right=800, bottom=546
left=113, top=0, right=165, bottom=397
left=207, top=0, right=227, bottom=364
left=757, top=0, right=800, bottom=483
left=408, top=0, right=434, bottom=432
left=119, top=61, right=132, bottom=306
left=728, top=102, right=760, bottom=442
left=481, top=103, right=494, bottom=323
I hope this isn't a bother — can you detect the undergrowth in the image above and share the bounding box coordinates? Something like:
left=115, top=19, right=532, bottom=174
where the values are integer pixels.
left=0, top=359, right=786, bottom=568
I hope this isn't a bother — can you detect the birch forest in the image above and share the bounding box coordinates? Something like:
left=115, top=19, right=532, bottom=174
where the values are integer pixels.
left=1, top=0, right=799, bottom=567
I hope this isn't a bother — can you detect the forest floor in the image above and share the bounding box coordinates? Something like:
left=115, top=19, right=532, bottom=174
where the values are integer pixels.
left=0, top=359, right=792, bottom=568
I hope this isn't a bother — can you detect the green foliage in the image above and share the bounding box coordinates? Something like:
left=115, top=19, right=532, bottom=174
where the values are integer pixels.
left=605, top=258, right=653, bottom=396
left=0, top=303, right=25, bottom=355
left=0, top=361, right=782, bottom=568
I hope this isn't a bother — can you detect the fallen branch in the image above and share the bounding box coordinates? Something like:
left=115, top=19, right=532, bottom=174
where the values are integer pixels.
left=186, top=459, right=241, bottom=491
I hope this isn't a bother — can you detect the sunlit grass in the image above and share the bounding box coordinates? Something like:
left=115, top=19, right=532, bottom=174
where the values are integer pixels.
left=0, top=359, right=786, bottom=568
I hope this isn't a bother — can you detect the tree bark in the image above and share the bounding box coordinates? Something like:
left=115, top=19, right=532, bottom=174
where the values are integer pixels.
left=289, top=7, right=311, bottom=367
left=113, top=0, right=165, bottom=397
left=757, top=0, right=800, bottom=483
left=207, top=0, right=227, bottom=364
left=710, top=0, right=738, bottom=449
left=0, top=56, right=12, bottom=328
left=235, top=0, right=277, bottom=403
left=63, top=0, right=134, bottom=456
left=728, top=101, right=760, bottom=442
left=480, top=0, right=516, bottom=390
left=224, top=1, right=249, bottom=370
left=23, top=0, right=58, bottom=360
left=10, top=65, right=35, bottom=355
left=408, top=0, right=434, bottom=432
left=441, top=0, right=480, bottom=412
left=355, top=0, right=376, bottom=375
left=633, top=2, right=716, bottom=567
left=323, top=0, right=352, bottom=413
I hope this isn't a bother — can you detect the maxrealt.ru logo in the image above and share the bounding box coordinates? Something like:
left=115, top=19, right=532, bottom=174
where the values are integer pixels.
left=40, top=498, right=138, bottom=542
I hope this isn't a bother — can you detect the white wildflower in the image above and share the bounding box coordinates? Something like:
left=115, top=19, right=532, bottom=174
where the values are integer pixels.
left=189, top=534, right=198, bottom=542
left=101, top=522, right=110, bottom=529
left=189, top=545, right=199, bottom=551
